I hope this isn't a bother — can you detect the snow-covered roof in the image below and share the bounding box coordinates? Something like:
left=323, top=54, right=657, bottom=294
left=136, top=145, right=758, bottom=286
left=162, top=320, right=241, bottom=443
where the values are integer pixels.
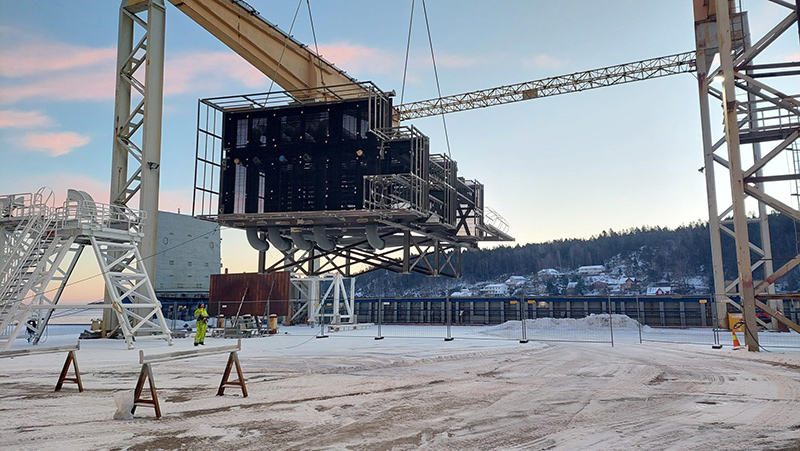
left=483, top=283, right=507, bottom=289
left=646, top=286, right=672, bottom=295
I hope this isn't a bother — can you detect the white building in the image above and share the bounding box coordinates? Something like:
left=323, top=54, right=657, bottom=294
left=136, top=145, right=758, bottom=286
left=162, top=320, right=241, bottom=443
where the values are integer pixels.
left=480, top=283, right=509, bottom=296
left=154, top=211, right=221, bottom=297
left=566, top=281, right=579, bottom=294
left=505, top=276, right=527, bottom=286
left=577, top=265, right=605, bottom=275
left=537, top=268, right=560, bottom=277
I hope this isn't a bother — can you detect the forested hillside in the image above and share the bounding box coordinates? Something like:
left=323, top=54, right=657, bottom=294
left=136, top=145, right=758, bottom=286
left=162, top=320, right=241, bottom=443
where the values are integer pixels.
left=356, top=214, right=800, bottom=297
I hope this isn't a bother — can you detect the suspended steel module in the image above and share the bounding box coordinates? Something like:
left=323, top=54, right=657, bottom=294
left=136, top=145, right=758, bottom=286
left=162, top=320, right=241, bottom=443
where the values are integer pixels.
left=193, top=82, right=512, bottom=277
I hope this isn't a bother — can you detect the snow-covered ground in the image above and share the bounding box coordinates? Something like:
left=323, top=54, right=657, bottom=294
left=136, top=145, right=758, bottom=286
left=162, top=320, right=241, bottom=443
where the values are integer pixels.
left=2, top=321, right=800, bottom=450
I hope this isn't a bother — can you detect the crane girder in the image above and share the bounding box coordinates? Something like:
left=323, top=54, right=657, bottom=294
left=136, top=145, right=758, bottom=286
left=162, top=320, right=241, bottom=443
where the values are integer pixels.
left=397, top=51, right=698, bottom=121
left=167, top=0, right=366, bottom=100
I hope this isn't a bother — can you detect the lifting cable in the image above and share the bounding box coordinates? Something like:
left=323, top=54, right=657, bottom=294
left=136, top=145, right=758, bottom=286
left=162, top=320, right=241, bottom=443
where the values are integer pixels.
left=421, top=0, right=452, bottom=158
left=263, top=0, right=304, bottom=105
left=305, top=0, right=327, bottom=90
left=400, top=0, right=416, bottom=105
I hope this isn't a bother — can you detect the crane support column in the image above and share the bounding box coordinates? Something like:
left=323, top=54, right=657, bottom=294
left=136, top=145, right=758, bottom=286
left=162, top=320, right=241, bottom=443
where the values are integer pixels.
left=714, top=0, right=759, bottom=351
left=693, top=0, right=800, bottom=346
left=694, top=46, right=730, bottom=329
left=108, top=0, right=166, bottom=333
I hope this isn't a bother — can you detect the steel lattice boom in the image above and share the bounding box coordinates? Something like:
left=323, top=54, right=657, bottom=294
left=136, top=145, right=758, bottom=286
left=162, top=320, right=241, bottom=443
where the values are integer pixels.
left=396, top=51, right=697, bottom=121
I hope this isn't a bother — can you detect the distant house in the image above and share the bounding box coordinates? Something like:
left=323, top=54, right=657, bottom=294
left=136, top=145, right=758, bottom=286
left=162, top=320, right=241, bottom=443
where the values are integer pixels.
left=481, top=283, right=509, bottom=296
left=646, top=286, right=672, bottom=296
left=620, top=277, right=636, bottom=291
left=537, top=268, right=560, bottom=277
left=565, top=281, right=579, bottom=295
left=593, top=281, right=608, bottom=291
left=505, top=276, right=527, bottom=287
left=451, top=288, right=473, bottom=297
left=578, top=265, right=605, bottom=275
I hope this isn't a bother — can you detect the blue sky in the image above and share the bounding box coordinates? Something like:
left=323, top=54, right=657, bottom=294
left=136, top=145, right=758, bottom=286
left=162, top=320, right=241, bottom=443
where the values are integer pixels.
left=1, top=1, right=798, bottom=298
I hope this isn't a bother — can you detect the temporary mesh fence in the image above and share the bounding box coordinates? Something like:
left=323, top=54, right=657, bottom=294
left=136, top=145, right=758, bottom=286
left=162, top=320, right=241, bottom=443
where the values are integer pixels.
left=157, top=296, right=800, bottom=350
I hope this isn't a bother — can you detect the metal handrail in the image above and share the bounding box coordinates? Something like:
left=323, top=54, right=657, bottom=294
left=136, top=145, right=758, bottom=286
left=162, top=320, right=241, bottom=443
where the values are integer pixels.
left=483, top=206, right=510, bottom=235
left=58, top=200, right=146, bottom=234
left=363, top=173, right=428, bottom=215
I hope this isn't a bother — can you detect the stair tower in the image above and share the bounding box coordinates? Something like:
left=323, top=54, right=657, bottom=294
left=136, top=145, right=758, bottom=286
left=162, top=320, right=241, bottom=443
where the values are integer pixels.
left=0, top=188, right=172, bottom=351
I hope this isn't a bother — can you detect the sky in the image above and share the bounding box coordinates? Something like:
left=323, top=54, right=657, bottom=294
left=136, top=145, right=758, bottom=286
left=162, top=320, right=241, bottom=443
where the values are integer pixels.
left=1, top=1, right=798, bottom=299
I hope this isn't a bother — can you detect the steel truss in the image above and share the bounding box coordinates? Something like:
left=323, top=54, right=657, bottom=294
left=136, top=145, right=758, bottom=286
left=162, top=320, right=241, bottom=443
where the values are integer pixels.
left=110, top=0, right=166, bottom=325
left=290, top=273, right=356, bottom=325
left=0, top=189, right=172, bottom=351
left=694, top=0, right=800, bottom=350
left=265, top=228, right=463, bottom=278
left=396, top=51, right=698, bottom=120
left=90, top=237, right=172, bottom=349
left=24, top=237, right=83, bottom=346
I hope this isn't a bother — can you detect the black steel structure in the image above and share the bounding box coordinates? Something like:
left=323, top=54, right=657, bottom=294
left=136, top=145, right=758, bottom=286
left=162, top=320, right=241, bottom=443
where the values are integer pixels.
left=193, top=82, right=512, bottom=277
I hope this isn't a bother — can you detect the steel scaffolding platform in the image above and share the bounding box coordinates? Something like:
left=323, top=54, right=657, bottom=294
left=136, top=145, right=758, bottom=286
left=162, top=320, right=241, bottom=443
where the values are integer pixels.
left=0, top=188, right=172, bottom=351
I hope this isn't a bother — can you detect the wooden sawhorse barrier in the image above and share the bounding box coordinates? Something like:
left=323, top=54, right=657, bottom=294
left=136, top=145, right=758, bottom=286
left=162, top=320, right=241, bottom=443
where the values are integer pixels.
left=133, top=339, right=247, bottom=419
left=0, top=342, right=83, bottom=392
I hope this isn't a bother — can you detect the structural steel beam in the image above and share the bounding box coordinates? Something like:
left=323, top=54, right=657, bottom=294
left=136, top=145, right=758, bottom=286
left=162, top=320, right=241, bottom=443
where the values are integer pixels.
left=693, top=0, right=800, bottom=349
left=396, top=51, right=697, bottom=120
left=109, top=0, right=167, bottom=334
left=714, top=0, right=760, bottom=351
left=167, top=0, right=362, bottom=99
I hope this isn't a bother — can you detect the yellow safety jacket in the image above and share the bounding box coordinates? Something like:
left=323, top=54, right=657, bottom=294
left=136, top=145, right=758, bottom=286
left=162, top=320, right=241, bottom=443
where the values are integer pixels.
left=194, top=307, right=209, bottom=321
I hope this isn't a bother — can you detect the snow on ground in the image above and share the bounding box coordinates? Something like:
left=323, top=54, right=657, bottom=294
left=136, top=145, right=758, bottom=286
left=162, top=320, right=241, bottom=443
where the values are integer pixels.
left=2, top=323, right=800, bottom=450
left=485, top=313, right=644, bottom=332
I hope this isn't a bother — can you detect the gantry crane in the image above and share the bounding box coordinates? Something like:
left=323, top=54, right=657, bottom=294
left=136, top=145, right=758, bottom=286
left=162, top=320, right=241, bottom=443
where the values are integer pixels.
left=109, top=0, right=798, bottom=349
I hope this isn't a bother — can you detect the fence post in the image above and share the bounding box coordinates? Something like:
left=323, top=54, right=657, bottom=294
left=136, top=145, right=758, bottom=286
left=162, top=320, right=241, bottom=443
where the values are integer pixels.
left=375, top=299, right=384, bottom=340
left=636, top=296, right=643, bottom=344
left=711, top=294, right=722, bottom=349
left=519, top=296, right=528, bottom=343
left=608, top=295, right=614, bottom=347
left=445, top=296, right=454, bottom=341
left=316, top=302, right=328, bottom=339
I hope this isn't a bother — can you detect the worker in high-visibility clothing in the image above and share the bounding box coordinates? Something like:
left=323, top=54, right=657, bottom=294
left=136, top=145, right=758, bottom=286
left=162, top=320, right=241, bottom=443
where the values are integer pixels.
left=194, top=303, right=209, bottom=346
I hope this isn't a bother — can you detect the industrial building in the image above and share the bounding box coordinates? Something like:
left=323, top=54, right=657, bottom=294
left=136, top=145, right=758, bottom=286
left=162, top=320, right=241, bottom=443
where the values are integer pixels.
left=154, top=211, right=221, bottom=321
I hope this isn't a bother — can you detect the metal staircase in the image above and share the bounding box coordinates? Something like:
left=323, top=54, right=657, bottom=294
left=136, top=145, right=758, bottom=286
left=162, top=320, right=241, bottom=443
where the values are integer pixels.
left=0, top=190, right=58, bottom=344
left=0, top=189, right=172, bottom=351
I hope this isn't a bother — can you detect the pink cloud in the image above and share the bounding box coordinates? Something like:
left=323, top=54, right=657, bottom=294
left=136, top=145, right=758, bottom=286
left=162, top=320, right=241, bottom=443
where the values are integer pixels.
left=0, top=42, right=115, bottom=78
left=529, top=54, right=565, bottom=70
left=19, top=132, right=91, bottom=157
left=0, top=109, right=54, bottom=128
left=0, top=62, right=115, bottom=104
left=164, top=51, right=269, bottom=95
left=0, top=173, right=109, bottom=206
left=158, top=188, right=194, bottom=214
left=122, top=189, right=194, bottom=215
left=317, top=42, right=399, bottom=77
